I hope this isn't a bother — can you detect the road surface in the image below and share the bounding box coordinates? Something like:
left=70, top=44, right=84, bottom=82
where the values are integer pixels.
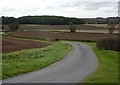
left=3, top=42, right=98, bottom=83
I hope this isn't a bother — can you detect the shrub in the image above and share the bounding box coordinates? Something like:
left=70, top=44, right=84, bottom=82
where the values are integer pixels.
left=44, top=38, right=59, bottom=41
left=8, top=22, right=20, bottom=31
left=96, top=38, right=120, bottom=51
left=68, top=22, right=76, bottom=32
left=54, top=38, right=59, bottom=41
left=106, top=22, right=116, bottom=34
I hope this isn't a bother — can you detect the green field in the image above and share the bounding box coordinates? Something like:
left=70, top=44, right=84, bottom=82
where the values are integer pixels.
left=2, top=39, right=72, bottom=79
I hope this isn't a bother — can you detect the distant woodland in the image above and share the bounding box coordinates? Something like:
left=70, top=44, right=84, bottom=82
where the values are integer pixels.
left=1, top=16, right=119, bottom=25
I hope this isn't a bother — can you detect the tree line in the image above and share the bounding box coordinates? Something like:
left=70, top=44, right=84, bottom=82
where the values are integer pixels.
left=1, top=16, right=118, bottom=33
left=2, top=16, right=85, bottom=25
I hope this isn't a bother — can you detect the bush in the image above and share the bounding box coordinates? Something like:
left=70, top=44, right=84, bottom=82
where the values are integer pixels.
left=8, top=22, right=20, bottom=31
left=68, top=22, right=76, bottom=32
left=44, top=38, right=59, bottom=41
left=106, top=22, right=116, bottom=34
left=96, top=38, right=120, bottom=51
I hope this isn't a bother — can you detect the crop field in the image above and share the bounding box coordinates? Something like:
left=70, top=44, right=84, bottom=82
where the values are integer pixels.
left=19, top=24, right=119, bottom=29
left=19, top=24, right=120, bottom=33
left=2, top=37, right=52, bottom=53
left=4, top=24, right=120, bottom=33
left=9, top=31, right=119, bottom=41
left=38, top=29, right=119, bottom=33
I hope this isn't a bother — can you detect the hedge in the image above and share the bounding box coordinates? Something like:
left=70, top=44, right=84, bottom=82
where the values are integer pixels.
left=96, top=38, right=120, bottom=51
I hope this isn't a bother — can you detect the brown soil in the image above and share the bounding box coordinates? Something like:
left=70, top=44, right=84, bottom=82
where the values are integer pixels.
left=10, top=31, right=119, bottom=41
left=2, top=37, right=52, bottom=53
left=19, top=25, right=108, bottom=30
left=3, top=25, right=119, bottom=33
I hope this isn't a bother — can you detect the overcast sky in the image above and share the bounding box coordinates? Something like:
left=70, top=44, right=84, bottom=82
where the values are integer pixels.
left=0, top=0, right=119, bottom=18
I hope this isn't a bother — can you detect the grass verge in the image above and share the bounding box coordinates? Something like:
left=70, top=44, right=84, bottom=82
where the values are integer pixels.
left=2, top=39, right=72, bottom=79
left=73, top=41, right=119, bottom=83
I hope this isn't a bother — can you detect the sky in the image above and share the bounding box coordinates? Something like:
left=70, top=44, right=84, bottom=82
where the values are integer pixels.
left=0, top=0, right=119, bottom=18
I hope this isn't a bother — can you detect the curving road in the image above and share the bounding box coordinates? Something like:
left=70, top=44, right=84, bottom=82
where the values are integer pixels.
left=3, top=42, right=98, bottom=83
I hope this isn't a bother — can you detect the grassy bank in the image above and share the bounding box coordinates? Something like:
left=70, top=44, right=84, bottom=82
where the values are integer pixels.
left=2, top=39, right=72, bottom=79
left=77, top=42, right=119, bottom=83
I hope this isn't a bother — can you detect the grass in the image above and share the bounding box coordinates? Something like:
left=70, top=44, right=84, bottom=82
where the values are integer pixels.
left=73, top=41, right=119, bottom=83
left=2, top=39, right=72, bottom=79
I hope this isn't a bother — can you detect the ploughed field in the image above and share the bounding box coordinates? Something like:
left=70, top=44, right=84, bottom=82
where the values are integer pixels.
left=19, top=24, right=119, bottom=30
left=4, top=24, right=120, bottom=33
left=18, top=24, right=120, bottom=33
left=2, top=37, right=52, bottom=53
left=5, top=24, right=119, bottom=32
left=10, top=31, right=119, bottom=41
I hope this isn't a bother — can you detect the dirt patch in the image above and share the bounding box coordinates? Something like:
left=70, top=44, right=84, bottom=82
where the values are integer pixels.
left=2, top=37, right=52, bottom=53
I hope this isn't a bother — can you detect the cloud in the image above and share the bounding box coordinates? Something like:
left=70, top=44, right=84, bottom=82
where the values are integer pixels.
left=0, top=0, right=118, bottom=18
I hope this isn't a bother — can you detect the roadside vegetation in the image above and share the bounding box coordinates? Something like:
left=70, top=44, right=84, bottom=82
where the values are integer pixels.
left=74, top=41, right=119, bottom=83
left=96, top=38, right=119, bottom=51
left=2, top=38, right=72, bottom=79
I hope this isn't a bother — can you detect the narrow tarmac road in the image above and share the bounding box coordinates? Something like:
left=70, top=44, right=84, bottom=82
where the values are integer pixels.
left=3, top=42, right=98, bottom=83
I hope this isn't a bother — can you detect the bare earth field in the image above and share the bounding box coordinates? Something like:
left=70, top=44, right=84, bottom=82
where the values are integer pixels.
left=2, top=37, right=52, bottom=53
left=4, top=24, right=119, bottom=33
left=20, top=24, right=120, bottom=33
left=20, top=24, right=119, bottom=29
left=10, top=31, right=119, bottom=41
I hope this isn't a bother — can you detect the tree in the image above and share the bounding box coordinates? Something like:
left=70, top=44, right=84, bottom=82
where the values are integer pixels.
left=18, top=16, right=85, bottom=25
left=107, top=22, right=116, bottom=34
left=68, top=22, right=76, bottom=32
left=2, top=16, right=18, bottom=25
left=8, top=22, right=20, bottom=31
